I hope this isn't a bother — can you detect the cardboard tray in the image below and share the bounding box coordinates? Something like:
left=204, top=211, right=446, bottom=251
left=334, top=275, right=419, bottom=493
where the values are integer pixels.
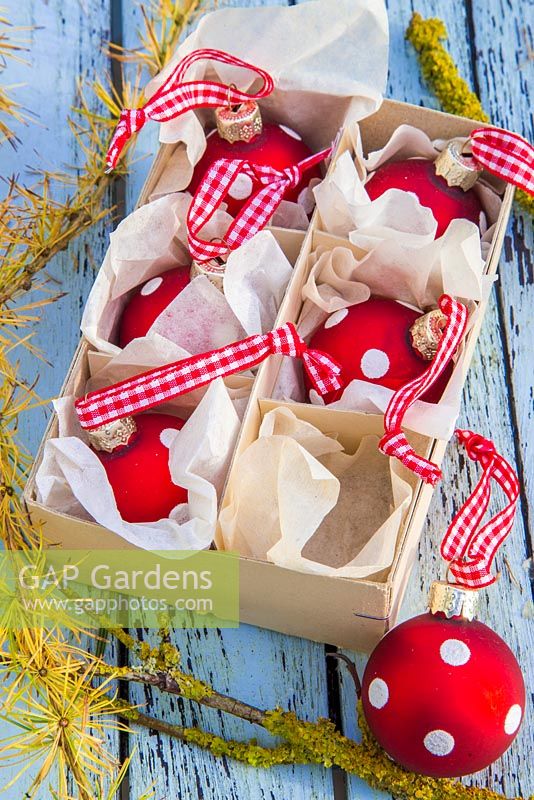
left=24, top=98, right=514, bottom=652
left=214, top=99, right=514, bottom=651
left=23, top=227, right=305, bottom=550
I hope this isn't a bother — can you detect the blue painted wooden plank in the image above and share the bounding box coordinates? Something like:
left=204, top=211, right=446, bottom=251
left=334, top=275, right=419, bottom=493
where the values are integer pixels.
left=0, top=1, right=120, bottom=798
left=0, top=1, right=530, bottom=800
left=0, top=0, right=113, bottom=456
left=469, top=0, right=534, bottom=543
left=120, top=0, right=159, bottom=214
left=341, top=2, right=534, bottom=799
left=126, top=626, right=333, bottom=800
left=466, top=4, right=534, bottom=792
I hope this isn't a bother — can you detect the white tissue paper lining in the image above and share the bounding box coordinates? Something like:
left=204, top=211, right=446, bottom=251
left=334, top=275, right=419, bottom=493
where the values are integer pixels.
left=35, top=369, right=247, bottom=551
left=273, top=228, right=494, bottom=441
left=218, top=406, right=413, bottom=578
left=314, top=123, right=503, bottom=261
left=81, top=191, right=294, bottom=358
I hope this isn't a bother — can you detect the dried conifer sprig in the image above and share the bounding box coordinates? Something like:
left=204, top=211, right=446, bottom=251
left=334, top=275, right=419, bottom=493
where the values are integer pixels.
left=106, top=0, right=204, bottom=74
left=0, top=3, right=204, bottom=798
left=0, top=8, right=33, bottom=144
left=3, top=615, right=514, bottom=800
left=0, top=650, right=126, bottom=799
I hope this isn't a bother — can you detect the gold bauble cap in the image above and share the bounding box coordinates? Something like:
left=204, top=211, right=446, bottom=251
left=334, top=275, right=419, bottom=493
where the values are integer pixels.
left=410, top=308, right=447, bottom=361
left=87, top=416, right=137, bottom=453
left=434, top=140, right=483, bottom=191
left=428, top=580, right=479, bottom=621
left=215, top=99, right=262, bottom=144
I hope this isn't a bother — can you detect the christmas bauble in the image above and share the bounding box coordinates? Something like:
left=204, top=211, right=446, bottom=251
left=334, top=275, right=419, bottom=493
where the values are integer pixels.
left=94, top=413, right=187, bottom=523
left=361, top=608, right=525, bottom=777
left=305, top=298, right=452, bottom=404
left=365, top=158, right=483, bottom=238
left=118, top=266, right=191, bottom=348
left=189, top=102, right=320, bottom=217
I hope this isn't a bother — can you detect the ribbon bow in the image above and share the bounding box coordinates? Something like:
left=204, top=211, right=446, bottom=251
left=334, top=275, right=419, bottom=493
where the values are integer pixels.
left=105, top=49, right=274, bottom=172
left=379, top=295, right=469, bottom=484
left=187, top=148, right=333, bottom=262
left=440, top=429, right=519, bottom=589
left=288, top=336, right=344, bottom=399
left=457, top=429, right=496, bottom=466
left=470, top=127, right=534, bottom=195
left=75, top=323, right=342, bottom=430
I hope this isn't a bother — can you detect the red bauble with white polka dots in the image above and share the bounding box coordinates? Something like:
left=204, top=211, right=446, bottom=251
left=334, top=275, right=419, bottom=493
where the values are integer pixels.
left=118, top=266, right=191, bottom=348
left=94, top=413, right=187, bottom=523
left=362, top=604, right=525, bottom=778
left=365, top=157, right=483, bottom=239
left=189, top=103, right=320, bottom=217
left=305, top=297, right=452, bottom=404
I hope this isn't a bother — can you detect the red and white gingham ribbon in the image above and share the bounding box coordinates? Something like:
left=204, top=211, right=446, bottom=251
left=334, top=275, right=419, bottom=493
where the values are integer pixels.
left=379, top=295, right=468, bottom=484
left=105, top=49, right=274, bottom=172
left=75, top=323, right=342, bottom=430
left=440, top=429, right=519, bottom=589
left=187, top=147, right=332, bottom=262
left=470, top=127, right=534, bottom=195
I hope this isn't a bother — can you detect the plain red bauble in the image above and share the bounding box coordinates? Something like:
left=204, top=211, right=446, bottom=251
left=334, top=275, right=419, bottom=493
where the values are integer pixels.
left=365, top=158, right=483, bottom=238
left=189, top=124, right=321, bottom=217
left=95, top=413, right=187, bottom=523
left=361, top=612, right=525, bottom=777
left=305, top=298, right=452, bottom=404
left=118, top=266, right=191, bottom=348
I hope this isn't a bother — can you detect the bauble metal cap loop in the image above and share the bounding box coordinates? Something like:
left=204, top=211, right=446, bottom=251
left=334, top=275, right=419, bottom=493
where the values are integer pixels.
left=215, top=99, right=262, bottom=144
left=87, top=416, right=137, bottom=453
left=190, top=259, right=226, bottom=292
left=428, top=580, right=479, bottom=621
left=410, top=308, right=447, bottom=361
left=434, top=139, right=483, bottom=191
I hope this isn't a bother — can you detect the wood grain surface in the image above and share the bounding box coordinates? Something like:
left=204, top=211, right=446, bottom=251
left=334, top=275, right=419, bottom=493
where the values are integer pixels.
left=0, top=1, right=532, bottom=798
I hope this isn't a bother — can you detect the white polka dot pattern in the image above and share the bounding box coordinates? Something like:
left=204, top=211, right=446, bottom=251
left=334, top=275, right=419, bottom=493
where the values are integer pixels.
left=228, top=173, right=254, bottom=200
left=324, top=308, right=348, bottom=329
left=368, top=677, right=389, bottom=709
left=439, top=638, right=471, bottom=666
left=423, top=729, right=455, bottom=756
left=504, top=704, right=522, bottom=735
left=360, top=348, right=390, bottom=379
left=279, top=124, right=302, bottom=141
left=141, top=276, right=163, bottom=296
left=160, top=428, right=180, bottom=448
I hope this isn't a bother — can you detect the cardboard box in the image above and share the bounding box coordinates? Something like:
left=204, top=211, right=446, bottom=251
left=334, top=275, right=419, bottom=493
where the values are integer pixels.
left=24, top=99, right=514, bottom=652
left=215, top=99, right=514, bottom=651
left=23, top=227, right=304, bottom=550
left=218, top=399, right=437, bottom=652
